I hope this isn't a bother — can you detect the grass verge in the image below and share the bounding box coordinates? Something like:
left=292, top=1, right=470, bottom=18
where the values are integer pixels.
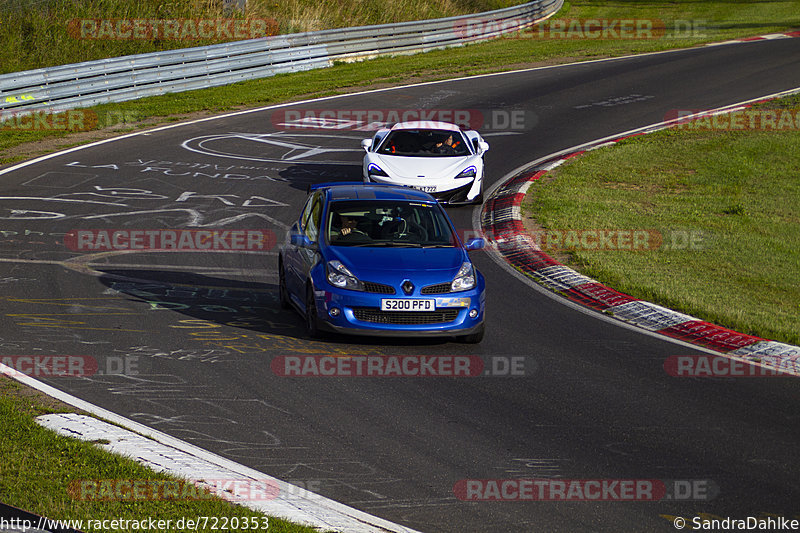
left=0, top=376, right=324, bottom=532
left=521, top=95, right=800, bottom=346
left=2, top=0, right=800, bottom=165
left=0, top=0, right=519, bottom=74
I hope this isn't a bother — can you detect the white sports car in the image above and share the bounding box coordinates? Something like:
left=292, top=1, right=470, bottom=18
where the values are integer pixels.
left=361, top=121, right=489, bottom=205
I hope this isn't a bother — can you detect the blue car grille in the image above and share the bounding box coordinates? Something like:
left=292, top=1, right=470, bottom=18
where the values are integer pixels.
left=363, top=281, right=395, bottom=294
left=421, top=282, right=452, bottom=294
left=352, top=307, right=459, bottom=324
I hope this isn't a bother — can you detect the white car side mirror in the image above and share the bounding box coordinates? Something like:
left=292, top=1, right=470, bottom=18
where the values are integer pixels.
left=361, top=138, right=372, bottom=151
left=478, top=141, right=489, bottom=153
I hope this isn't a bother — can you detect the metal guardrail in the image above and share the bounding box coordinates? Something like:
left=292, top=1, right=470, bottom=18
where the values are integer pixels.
left=0, top=0, right=562, bottom=117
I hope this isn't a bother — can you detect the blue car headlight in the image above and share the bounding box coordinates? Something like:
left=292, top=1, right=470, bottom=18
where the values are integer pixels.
left=368, top=163, right=389, bottom=178
left=327, top=260, right=364, bottom=291
left=451, top=262, right=476, bottom=291
left=455, top=166, right=477, bottom=179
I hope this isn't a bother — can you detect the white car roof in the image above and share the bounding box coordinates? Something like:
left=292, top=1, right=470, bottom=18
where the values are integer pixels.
left=390, top=121, right=462, bottom=132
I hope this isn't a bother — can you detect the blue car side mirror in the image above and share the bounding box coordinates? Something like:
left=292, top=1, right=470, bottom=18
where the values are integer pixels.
left=291, top=233, right=313, bottom=248
left=464, top=238, right=485, bottom=251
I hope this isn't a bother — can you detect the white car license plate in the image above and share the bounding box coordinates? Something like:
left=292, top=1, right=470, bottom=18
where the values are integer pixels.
left=412, top=185, right=436, bottom=193
left=381, top=299, right=435, bottom=311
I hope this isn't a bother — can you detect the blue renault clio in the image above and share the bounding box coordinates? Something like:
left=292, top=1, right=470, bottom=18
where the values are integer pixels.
left=278, top=182, right=485, bottom=342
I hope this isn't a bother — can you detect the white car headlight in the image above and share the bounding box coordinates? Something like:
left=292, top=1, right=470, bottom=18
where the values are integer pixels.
left=451, top=262, right=476, bottom=291
left=455, top=166, right=477, bottom=179
left=367, top=163, right=389, bottom=178
left=327, top=260, right=364, bottom=291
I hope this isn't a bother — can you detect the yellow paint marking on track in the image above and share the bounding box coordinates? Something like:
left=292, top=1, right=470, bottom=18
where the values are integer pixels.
left=5, top=297, right=131, bottom=310
left=12, top=324, right=145, bottom=332
left=7, top=314, right=144, bottom=332
left=7, top=312, right=137, bottom=316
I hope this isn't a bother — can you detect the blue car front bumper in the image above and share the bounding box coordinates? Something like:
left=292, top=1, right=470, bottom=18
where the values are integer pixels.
left=309, top=278, right=486, bottom=338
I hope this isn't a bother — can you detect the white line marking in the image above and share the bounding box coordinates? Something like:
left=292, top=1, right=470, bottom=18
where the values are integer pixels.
left=0, top=361, right=421, bottom=532
left=35, top=413, right=421, bottom=532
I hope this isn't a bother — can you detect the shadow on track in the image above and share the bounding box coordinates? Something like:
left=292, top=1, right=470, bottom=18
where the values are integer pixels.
left=279, top=164, right=362, bottom=192
left=97, top=268, right=452, bottom=348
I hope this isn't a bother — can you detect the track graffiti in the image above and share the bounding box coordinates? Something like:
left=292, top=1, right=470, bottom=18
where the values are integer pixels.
left=122, top=159, right=291, bottom=182
left=181, top=132, right=363, bottom=164
left=1, top=160, right=293, bottom=238
left=5, top=297, right=146, bottom=333
left=113, top=345, right=236, bottom=364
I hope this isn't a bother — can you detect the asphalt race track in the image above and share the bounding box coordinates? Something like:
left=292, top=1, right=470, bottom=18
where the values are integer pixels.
left=1, top=38, right=799, bottom=532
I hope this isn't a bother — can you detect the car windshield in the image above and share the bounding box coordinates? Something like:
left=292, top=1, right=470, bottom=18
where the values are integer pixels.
left=326, top=200, right=458, bottom=247
left=376, top=129, right=471, bottom=157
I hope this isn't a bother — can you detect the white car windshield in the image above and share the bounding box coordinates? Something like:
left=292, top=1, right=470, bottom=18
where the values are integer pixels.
left=326, top=200, right=458, bottom=247
left=376, top=129, right=471, bottom=157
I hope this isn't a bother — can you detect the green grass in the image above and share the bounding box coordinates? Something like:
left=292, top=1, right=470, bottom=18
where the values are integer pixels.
left=0, top=0, right=519, bottom=74
left=3, top=0, right=800, bottom=164
left=522, top=95, right=800, bottom=346
left=0, top=377, right=324, bottom=532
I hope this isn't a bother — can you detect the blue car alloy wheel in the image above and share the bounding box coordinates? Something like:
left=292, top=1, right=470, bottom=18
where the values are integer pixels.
left=278, top=183, right=486, bottom=343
